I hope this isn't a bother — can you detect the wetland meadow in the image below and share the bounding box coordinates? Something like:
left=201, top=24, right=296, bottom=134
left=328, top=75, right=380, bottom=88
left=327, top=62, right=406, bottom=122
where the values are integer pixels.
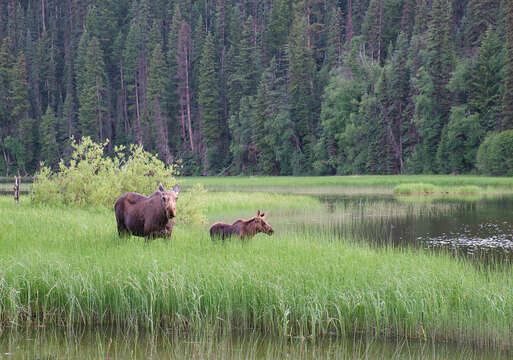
left=1, top=175, right=513, bottom=358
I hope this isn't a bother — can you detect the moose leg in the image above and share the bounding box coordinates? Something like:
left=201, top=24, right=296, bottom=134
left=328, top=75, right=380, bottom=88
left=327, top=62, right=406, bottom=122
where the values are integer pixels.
left=116, top=217, right=129, bottom=237
left=150, top=219, right=175, bottom=241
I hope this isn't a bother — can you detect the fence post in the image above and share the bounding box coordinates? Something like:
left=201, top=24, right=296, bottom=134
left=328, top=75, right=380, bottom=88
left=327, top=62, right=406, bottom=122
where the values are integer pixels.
left=32, top=175, right=37, bottom=201
left=14, top=176, right=19, bottom=204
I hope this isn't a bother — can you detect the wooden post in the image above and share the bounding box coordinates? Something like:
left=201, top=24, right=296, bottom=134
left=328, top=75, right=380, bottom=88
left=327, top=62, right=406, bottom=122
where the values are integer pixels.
left=13, top=176, right=19, bottom=204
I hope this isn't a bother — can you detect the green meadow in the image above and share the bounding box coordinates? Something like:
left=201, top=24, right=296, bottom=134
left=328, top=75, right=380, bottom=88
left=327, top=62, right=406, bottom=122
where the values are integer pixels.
left=1, top=190, right=513, bottom=349
left=179, top=175, right=513, bottom=190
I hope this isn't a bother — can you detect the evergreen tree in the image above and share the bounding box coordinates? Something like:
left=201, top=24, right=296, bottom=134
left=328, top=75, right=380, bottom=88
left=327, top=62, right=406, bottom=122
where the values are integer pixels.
left=147, top=43, right=171, bottom=163
left=503, top=0, right=513, bottom=130
left=228, top=16, right=257, bottom=117
left=77, top=36, right=108, bottom=142
left=39, top=105, right=59, bottom=169
left=413, top=0, right=453, bottom=173
left=470, top=28, right=504, bottom=132
left=198, top=32, right=228, bottom=174
left=10, top=53, right=37, bottom=173
left=288, top=13, right=316, bottom=173
left=464, top=0, right=500, bottom=47
left=325, top=5, right=344, bottom=68
left=264, top=0, right=292, bottom=61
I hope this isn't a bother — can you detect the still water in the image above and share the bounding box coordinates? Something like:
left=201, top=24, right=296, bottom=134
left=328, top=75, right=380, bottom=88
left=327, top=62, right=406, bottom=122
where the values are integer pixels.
left=268, top=192, right=513, bottom=259
left=0, top=327, right=510, bottom=359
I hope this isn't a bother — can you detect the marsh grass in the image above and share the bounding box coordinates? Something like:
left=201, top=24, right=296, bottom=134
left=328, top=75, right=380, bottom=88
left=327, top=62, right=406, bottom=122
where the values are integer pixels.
left=393, top=183, right=483, bottom=195
left=179, top=175, right=513, bottom=190
left=1, top=196, right=513, bottom=348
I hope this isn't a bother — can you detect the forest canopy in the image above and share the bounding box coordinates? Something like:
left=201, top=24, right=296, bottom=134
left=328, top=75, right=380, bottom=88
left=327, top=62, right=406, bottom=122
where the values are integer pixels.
left=0, top=0, right=512, bottom=176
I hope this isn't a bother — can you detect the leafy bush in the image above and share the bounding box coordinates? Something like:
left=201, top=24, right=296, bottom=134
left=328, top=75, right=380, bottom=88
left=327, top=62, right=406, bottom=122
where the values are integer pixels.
left=33, top=137, right=206, bottom=225
left=477, top=130, right=513, bottom=176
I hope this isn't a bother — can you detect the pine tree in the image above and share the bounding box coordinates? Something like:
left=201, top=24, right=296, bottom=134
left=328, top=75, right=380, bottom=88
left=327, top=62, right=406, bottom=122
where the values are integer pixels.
left=503, top=0, right=513, bottom=130
left=0, top=36, right=15, bottom=142
left=325, top=5, right=343, bottom=68
left=288, top=13, right=316, bottom=173
left=147, top=43, right=171, bottom=163
left=198, top=32, right=228, bottom=174
left=10, top=53, right=37, bottom=173
left=40, top=105, right=59, bottom=169
left=470, top=28, right=504, bottom=132
left=414, top=0, right=453, bottom=173
left=264, top=0, right=292, bottom=61
left=77, top=36, right=108, bottom=142
left=465, top=0, right=500, bottom=47
left=228, top=16, right=257, bottom=117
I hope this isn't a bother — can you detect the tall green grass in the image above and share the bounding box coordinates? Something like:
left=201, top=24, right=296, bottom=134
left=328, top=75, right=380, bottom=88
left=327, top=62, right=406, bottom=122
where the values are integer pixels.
left=1, top=196, right=513, bottom=348
left=179, top=175, right=513, bottom=190
left=393, top=183, right=482, bottom=195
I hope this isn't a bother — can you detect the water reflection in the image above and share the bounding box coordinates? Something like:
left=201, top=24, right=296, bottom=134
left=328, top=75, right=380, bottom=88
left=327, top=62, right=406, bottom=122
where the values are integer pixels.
left=0, top=327, right=510, bottom=359
left=274, top=194, right=513, bottom=259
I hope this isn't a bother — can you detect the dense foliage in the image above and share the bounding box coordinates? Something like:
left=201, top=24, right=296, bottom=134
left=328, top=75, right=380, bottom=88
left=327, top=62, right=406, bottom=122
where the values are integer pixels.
left=0, top=0, right=512, bottom=176
left=33, top=137, right=207, bottom=224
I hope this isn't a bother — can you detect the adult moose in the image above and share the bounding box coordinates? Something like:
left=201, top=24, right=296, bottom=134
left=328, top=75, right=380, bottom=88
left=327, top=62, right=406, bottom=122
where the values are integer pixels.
left=114, top=183, right=179, bottom=240
left=210, top=210, right=274, bottom=241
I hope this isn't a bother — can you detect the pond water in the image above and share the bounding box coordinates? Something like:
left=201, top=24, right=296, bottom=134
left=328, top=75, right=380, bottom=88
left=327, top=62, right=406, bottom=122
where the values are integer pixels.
left=261, top=192, right=513, bottom=260
left=1, top=328, right=510, bottom=359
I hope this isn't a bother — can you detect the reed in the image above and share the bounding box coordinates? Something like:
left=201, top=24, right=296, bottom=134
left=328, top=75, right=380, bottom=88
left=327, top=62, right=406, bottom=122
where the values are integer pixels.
left=1, top=196, right=513, bottom=348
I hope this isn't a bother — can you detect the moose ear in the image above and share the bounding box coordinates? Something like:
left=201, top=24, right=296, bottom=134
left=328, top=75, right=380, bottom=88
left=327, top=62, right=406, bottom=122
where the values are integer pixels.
left=158, top=183, right=164, bottom=192
left=261, top=212, right=266, bottom=218
left=257, top=210, right=261, bottom=217
left=173, top=184, right=179, bottom=194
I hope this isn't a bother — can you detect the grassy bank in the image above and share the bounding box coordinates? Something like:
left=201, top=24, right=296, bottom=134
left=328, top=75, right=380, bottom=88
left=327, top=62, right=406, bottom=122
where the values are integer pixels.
left=179, top=175, right=513, bottom=191
left=1, top=196, right=513, bottom=348
left=393, top=183, right=482, bottom=195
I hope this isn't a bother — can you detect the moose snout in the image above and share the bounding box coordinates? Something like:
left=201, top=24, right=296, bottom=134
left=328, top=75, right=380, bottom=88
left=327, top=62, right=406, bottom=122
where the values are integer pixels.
left=267, top=228, right=274, bottom=235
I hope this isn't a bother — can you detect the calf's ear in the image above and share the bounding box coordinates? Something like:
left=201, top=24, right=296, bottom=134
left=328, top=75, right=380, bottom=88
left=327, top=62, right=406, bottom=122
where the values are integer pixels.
left=257, top=210, right=261, bottom=216
left=158, top=183, right=165, bottom=192
left=261, top=212, right=266, bottom=218
left=173, top=184, right=180, bottom=194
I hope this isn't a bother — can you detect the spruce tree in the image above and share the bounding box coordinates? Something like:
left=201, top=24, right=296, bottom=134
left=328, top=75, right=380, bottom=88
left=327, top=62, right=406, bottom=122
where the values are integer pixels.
left=10, top=53, right=36, bottom=173
left=503, top=0, right=513, bottom=130
left=40, top=105, right=59, bottom=169
left=288, top=13, right=316, bottom=173
left=228, top=16, right=257, bottom=117
left=198, top=32, right=227, bottom=174
left=147, top=43, right=171, bottom=163
left=77, top=36, right=108, bottom=142
left=414, top=0, right=453, bottom=173
left=470, top=28, right=503, bottom=132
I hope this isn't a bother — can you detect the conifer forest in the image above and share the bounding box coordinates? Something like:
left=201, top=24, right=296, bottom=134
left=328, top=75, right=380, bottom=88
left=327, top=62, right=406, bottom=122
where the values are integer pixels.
left=0, top=0, right=512, bottom=176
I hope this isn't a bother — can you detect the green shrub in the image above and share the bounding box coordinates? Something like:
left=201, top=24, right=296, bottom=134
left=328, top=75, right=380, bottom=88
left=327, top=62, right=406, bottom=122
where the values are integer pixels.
left=393, top=183, right=441, bottom=194
left=477, top=131, right=513, bottom=176
left=33, top=137, right=206, bottom=225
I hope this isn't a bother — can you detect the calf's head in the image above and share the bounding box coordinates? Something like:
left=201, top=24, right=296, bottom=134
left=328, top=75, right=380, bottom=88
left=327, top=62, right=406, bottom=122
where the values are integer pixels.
left=254, top=210, right=274, bottom=235
left=158, top=183, right=180, bottom=218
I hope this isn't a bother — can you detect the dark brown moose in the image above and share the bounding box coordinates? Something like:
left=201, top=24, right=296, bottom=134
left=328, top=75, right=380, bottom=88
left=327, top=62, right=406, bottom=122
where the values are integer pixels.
left=114, top=183, right=179, bottom=239
left=210, top=210, right=274, bottom=241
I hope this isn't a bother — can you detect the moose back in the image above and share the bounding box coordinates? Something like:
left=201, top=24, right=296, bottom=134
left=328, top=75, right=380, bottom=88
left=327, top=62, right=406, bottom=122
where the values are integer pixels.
left=114, top=183, right=179, bottom=239
left=210, top=210, right=274, bottom=241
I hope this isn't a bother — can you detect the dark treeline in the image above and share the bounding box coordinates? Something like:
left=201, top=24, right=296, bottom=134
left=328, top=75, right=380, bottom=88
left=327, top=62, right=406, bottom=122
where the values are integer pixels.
left=0, top=0, right=512, bottom=176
